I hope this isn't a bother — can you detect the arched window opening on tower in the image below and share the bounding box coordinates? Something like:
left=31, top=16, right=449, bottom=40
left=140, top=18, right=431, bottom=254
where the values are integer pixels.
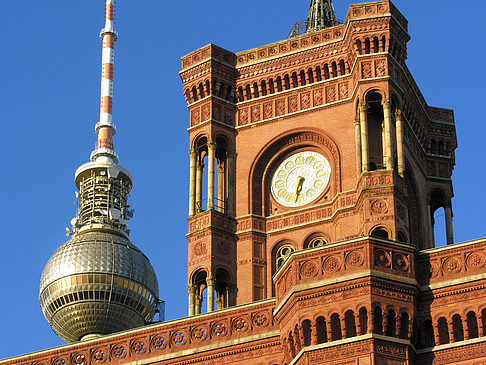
left=437, top=317, right=449, bottom=344
left=359, top=307, right=368, bottom=335
left=316, top=316, right=327, bottom=343
left=274, top=243, right=295, bottom=271
left=330, top=313, right=342, bottom=340
left=305, top=235, right=327, bottom=249
left=302, top=319, right=312, bottom=346
left=345, top=310, right=357, bottom=337
left=452, top=314, right=464, bottom=342
left=366, top=92, right=385, bottom=171
left=214, top=268, right=235, bottom=310
left=370, top=227, right=389, bottom=239
left=188, top=135, right=235, bottom=217
left=190, top=270, right=208, bottom=315
left=429, top=189, right=454, bottom=247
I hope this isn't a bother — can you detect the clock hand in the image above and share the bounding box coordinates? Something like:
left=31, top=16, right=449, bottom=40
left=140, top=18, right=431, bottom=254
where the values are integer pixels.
left=294, top=176, right=304, bottom=202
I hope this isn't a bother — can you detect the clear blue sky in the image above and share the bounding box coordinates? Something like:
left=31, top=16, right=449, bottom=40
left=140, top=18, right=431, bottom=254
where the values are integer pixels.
left=1, top=0, right=485, bottom=359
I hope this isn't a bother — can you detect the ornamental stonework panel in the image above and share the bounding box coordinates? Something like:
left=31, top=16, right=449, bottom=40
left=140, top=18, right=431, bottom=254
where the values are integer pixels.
left=251, top=105, right=261, bottom=123
left=362, top=61, right=372, bottom=79
left=375, top=59, right=387, bottom=77
left=276, top=98, right=286, bottom=116
left=263, top=102, right=273, bottom=119
left=314, top=89, right=323, bottom=106
left=239, top=107, right=249, bottom=125
left=191, top=108, right=201, bottom=126
left=338, top=82, right=348, bottom=99
left=288, top=95, right=298, bottom=113
left=202, top=103, right=210, bottom=121
left=326, top=85, right=336, bottom=103
left=418, top=242, right=486, bottom=285
left=301, top=92, right=311, bottom=109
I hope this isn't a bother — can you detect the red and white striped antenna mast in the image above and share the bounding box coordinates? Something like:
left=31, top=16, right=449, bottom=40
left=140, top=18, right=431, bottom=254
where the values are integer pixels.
left=91, top=0, right=119, bottom=163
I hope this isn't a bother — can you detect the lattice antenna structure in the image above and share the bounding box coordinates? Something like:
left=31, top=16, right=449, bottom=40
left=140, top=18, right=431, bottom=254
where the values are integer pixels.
left=288, top=0, right=339, bottom=38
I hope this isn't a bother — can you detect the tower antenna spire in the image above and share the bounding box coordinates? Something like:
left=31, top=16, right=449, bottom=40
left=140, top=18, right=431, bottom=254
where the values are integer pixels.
left=92, top=0, right=119, bottom=164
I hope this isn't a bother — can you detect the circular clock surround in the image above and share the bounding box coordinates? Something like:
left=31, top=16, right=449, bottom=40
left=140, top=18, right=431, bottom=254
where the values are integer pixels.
left=271, top=151, right=331, bottom=207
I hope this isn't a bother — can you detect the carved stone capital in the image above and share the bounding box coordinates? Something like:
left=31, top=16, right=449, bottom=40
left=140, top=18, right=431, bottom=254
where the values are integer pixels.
left=207, top=141, right=217, bottom=150
left=382, top=98, right=390, bottom=108
left=395, top=109, right=402, bottom=120
left=187, top=284, right=197, bottom=294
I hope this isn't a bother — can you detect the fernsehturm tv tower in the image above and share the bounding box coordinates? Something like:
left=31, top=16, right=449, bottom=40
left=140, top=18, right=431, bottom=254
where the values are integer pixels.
left=39, top=0, right=160, bottom=343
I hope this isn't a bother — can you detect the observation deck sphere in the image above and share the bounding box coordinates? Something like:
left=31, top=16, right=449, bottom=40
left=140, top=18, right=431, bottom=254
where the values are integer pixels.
left=39, top=231, right=159, bottom=343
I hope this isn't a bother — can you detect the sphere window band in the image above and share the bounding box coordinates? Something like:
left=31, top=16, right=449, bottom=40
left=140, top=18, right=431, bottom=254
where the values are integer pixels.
left=271, top=151, right=331, bottom=207
left=276, top=244, right=295, bottom=270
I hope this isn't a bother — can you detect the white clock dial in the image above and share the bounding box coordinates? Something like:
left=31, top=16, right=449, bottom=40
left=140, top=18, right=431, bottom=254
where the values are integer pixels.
left=271, top=151, right=331, bottom=207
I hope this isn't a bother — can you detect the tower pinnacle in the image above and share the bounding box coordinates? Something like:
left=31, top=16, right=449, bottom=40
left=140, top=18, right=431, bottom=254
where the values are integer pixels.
left=92, top=0, right=118, bottom=164
left=306, top=0, right=338, bottom=33
left=288, top=0, right=338, bottom=38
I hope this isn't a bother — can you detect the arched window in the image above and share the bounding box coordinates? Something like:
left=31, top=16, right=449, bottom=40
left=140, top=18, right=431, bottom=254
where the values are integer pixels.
left=385, top=310, right=396, bottom=337
left=268, top=78, right=275, bottom=94
left=467, top=311, right=479, bottom=339
left=397, top=231, right=407, bottom=243
left=316, top=316, right=327, bottom=343
left=306, top=236, right=326, bottom=249
left=276, top=76, right=283, bottom=92
left=399, top=312, right=410, bottom=339
left=307, top=68, right=314, bottom=84
left=284, top=74, right=290, bottom=90
left=192, top=269, right=208, bottom=314
left=302, top=319, right=312, bottom=346
left=366, top=91, right=385, bottom=170
left=252, top=82, right=259, bottom=98
left=339, top=59, right=345, bottom=76
left=299, top=70, right=306, bottom=86
left=315, top=66, right=322, bottom=82
left=345, top=310, right=357, bottom=337
left=437, top=317, right=449, bottom=344
left=291, top=72, right=298, bottom=88
left=430, top=189, right=452, bottom=247
left=359, top=307, right=368, bottom=335
left=452, top=314, right=464, bottom=342
left=372, top=37, right=379, bottom=53
left=364, top=38, right=371, bottom=54
left=245, top=84, right=252, bottom=100
left=371, top=227, right=389, bottom=239
left=373, top=307, right=383, bottom=334
left=275, top=244, right=295, bottom=271
left=331, top=62, right=337, bottom=78
left=356, top=39, right=363, bottom=55
left=214, top=268, right=232, bottom=310
left=423, top=319, right=435, bottom=347
left=330, top=313, right=342, bottom=340
left=237, top=86, right=244, bottom=102
left=323, top=64, right=330, bottom=79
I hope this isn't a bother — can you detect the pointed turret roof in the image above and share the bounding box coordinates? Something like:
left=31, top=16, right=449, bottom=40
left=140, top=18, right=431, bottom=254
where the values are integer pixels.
left=306, top=0, right=338, bottom=32
left=288, top=0, right=339, bottom=38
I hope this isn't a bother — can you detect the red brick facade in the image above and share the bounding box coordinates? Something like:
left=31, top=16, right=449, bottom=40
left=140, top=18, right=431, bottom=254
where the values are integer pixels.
left=3, top=1, right=486, bottom=364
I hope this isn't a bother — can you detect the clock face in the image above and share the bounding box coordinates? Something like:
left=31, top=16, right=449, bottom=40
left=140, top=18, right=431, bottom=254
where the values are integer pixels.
left=271, top=151, right=331, bottom=207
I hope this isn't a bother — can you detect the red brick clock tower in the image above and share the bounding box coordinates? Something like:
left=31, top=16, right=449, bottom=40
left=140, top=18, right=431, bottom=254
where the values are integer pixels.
left=181, top=0, right=457, bottom=312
